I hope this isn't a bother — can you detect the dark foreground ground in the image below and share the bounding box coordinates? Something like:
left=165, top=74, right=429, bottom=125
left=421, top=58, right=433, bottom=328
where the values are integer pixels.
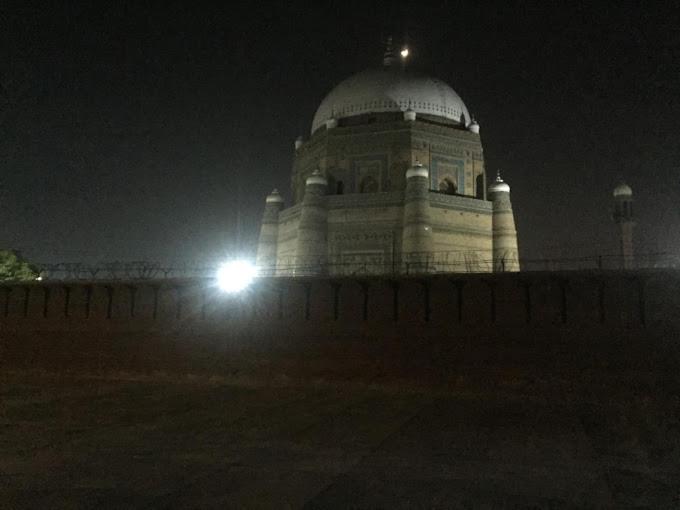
left=1, top=370, right=679, bottom=509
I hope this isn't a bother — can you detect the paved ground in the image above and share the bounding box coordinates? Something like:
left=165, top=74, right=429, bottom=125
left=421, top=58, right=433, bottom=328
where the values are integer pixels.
left=1, top=372, right=679, bottom=509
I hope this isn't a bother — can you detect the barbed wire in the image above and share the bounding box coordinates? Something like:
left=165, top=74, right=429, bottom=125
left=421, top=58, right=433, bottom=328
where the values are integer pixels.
left=26, top=251, right=680, bottom=281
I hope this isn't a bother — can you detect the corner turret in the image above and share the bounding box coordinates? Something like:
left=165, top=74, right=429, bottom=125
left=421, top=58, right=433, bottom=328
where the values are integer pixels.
left=294, top=170, right=328, bottom=275
left=488, top=172, right=519, bottom=272
left=401, top=162, right=433, bottom=272
left=255, top=189, right=285, bottom=275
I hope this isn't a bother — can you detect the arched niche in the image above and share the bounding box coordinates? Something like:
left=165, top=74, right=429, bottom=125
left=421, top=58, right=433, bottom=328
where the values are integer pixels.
left=438, top=178, right=457, bottom=195
left=359, top=176, right=379, bottom=193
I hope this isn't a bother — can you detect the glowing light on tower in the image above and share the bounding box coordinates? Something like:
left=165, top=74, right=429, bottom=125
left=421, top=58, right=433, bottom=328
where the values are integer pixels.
left=400, top=47, right=409, bottom=58
left=216, top=260, right=257, bottom=293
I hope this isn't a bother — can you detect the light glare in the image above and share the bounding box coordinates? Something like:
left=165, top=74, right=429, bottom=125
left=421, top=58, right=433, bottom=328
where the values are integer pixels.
left=216, top=260, right=257, bottom=293
left=400, top=48, right=409, bottom=58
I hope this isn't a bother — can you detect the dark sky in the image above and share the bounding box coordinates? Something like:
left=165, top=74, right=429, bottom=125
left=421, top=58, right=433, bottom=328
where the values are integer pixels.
left=1, top=2, right=678, bottom=264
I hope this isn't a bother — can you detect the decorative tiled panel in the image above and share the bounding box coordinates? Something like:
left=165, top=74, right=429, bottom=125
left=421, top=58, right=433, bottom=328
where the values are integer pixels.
left=428, top=193, right=492, bottom=212
left=430, top=155, right=466, bottom=194
left=349, top=154, right=389, bottom=193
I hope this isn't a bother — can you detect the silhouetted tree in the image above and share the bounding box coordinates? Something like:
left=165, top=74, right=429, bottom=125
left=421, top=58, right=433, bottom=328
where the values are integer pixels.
left=0, top=250, right=38, bottom=281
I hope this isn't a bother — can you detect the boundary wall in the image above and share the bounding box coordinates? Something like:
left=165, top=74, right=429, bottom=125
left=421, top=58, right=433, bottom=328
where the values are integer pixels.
left=1, top=270, right=679, bottom=381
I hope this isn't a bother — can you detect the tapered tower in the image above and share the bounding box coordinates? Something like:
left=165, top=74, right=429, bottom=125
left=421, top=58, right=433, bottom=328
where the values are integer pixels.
left=488, top=172, right=520, bottom=272
left=401, top=162, right=434, bottom=271
left=294, top=170, right=328, bottom=275
left=255, top=189, right=285, bottom=275
left=613, top=183, right=634, bottom=270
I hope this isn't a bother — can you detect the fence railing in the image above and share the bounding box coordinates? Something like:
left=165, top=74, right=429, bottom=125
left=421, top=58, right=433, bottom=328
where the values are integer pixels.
left=33, top=262, right=217, bottom=282
left=25, top=252, right=680, bottom=281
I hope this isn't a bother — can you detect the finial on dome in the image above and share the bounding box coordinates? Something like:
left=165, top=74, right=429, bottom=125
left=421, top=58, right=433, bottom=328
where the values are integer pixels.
left=266, top=188, right=284, bottom=204
left=383, top=36, right=396, bottom=67
left=489, top=170, right=511, bottom=193
left=306, top=169, right=328, bottom=187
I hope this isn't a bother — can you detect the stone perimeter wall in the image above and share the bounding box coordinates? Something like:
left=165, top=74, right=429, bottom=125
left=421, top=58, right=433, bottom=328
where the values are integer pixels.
left=1, top=270, right=677, bottom=333
left=1, top=270, right=679, bottom=381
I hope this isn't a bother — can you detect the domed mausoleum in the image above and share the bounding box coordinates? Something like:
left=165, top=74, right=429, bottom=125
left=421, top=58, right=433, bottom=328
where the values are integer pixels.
left=256, top=45, right=519, bottom=275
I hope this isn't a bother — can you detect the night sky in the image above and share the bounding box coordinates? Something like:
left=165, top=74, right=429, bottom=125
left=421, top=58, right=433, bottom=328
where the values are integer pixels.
left=1, top=2, right=678, bottom=265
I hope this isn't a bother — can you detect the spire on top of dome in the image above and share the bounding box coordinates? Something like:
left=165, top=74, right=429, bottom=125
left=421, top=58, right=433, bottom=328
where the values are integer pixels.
left=383, top=36, right=396, bottom=67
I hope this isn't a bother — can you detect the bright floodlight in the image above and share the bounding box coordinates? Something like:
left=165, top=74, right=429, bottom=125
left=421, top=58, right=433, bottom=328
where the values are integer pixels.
left=216, top=260, right=257, bottom=293
left=400, top=47, right=409, bottom=58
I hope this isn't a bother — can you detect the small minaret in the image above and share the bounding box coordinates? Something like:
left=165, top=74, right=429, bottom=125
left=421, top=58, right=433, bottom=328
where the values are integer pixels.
left=401, top=162, right=434, bottom=272
left=383, top=36, right=396, bottom=67
left=403, top=99, right=416, bottom=121
left=325, top=117, right=338, bottom=130
left=488, top=172, right=520, bottom=272
left=613, top=183, right=635, bottom=270
left=294, top=170, right=328, bottom=276
left=255, top=189, right=284, bottom=275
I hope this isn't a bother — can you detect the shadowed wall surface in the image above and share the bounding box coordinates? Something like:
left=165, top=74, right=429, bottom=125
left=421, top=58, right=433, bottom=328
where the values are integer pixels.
left=1, top=270, right=679, bottom=383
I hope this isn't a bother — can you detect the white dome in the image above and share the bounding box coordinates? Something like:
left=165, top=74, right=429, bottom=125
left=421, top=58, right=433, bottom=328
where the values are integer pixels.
left=306, top=169, right=327, bottom=186
left=406, top=162, right=428, bottom=179
left=265, top=189, right=284, bottom=203
left=488, top=173, right=510, bottom=193
left=613, top=183, right=632, bottom=197
left=312, top=66, right=471, bottom=134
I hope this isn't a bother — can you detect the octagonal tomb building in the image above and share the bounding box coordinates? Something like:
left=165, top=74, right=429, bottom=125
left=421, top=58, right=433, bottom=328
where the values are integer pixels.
left=256, top=45, right=519, bottom=275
